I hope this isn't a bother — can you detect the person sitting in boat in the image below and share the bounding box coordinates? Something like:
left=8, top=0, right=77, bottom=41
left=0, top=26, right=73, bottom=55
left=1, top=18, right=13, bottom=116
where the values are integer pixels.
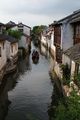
left=32, top=50, right=39, bottom=60
left=32, top=49, right=36, bottom=56
left=35, top=51, right=39, bottom=59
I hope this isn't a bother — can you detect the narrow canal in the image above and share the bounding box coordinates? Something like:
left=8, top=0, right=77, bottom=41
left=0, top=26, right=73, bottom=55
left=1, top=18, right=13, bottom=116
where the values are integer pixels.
left=0, top=44, right=54, bottom=120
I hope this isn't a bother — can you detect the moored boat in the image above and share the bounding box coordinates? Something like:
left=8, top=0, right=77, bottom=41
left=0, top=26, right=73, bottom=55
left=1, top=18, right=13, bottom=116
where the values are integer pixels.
left=32, top=50, right=39, bottom=63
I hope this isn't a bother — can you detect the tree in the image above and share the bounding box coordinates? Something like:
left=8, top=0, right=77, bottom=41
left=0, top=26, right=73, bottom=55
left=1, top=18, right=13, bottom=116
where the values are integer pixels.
left=31, top=25, right=47, bottom=46
left=7, top=29, right=22, bottom=40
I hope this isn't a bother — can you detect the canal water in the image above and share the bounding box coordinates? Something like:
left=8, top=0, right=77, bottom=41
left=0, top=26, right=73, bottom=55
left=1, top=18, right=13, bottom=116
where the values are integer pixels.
left=0, top=44, right=54, bottom=120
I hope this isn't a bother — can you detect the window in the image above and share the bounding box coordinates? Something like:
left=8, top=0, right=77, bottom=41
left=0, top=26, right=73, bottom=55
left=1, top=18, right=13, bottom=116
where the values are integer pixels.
left=18, top=29, right=23, bottom=33
left=54, top=25, right=61, bottom=47
left=74, top=24, right=80, bottom=44
left=74, top=24, right=80, bottom=38
left=0, top=47, right=1, bottom=57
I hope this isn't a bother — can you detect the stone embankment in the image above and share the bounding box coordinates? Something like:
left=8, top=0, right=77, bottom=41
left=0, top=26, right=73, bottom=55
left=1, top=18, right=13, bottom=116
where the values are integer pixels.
left=50, top=70, right=80, bottom=97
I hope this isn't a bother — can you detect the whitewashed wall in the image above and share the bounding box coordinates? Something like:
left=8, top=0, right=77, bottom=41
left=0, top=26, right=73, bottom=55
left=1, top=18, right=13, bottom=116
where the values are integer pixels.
left=10, top=43, right=18, bottom=57
left=23, top=26, right=31, bottom=36
left=6, top=41, right=18, bottom=58
left=18, top=36, right=28, bottom=49
left=11, top=26, right=18, bottom=31
left=61, top=22, right=73, bottom=51
left=71, top=61, right=76, bottom=78
left=51, top=31, right=56, bottom=52
left=61, top=20, right=74, bottom=68
left=41, top=44, right=47, bottom=55
left=0, top=41, right=7, bottom=70
left=41, top=36, right=47, bottom=45
left=62, top=54, right=71, bottom=66
left=6, top=41, right=10, bottom=58
left=11, top=25, right=31, bottom=36
left=47, top=37, right=50, bottom=49
left=51, top=31, right=54, bottom=49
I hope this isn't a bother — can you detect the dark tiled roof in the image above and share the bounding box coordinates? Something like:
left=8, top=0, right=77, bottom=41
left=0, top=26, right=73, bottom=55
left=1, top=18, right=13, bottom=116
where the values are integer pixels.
left=58, top=9, right=80, bottom=23
left=0, top=22, right=4, bottom=26
left=6, top=21, right=16, bottom=26
left=64, top=43, right=80, bottom=64
left=51, top=9, right=80, bottom=26
left=0, top=34, right=17, bottom=43
left=70, top=16, right=80, bottom=24
left=18, top=23, right=31, bottom=29
left=5, top=21, right=16, bottom=29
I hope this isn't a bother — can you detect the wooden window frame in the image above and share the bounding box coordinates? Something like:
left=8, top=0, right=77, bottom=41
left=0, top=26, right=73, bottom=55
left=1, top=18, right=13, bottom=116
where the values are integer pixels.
left=74, top=23, right=80, bottom=44
left=54, top=25, right=61, bottom=47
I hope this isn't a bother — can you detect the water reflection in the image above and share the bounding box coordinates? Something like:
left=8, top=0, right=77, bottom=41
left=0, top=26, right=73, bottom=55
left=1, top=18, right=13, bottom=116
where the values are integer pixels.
left=40, top=44, right=50, bottom=59
left=0, top=42, right=62, bottom=120
left=18, top=55, right=32, bottom=74
left=32, top=58, right=39, bottom=64
left=0, top=70, right=18, bottom=120
left=0, top=55, right=32, bottom=120
left=0, top=82, right=9, bottom=120
left=32, top=51, right=39, bottom=65
left=48, top=82, right=64, bottom=120
left=40, top=43, right=64, bottom=120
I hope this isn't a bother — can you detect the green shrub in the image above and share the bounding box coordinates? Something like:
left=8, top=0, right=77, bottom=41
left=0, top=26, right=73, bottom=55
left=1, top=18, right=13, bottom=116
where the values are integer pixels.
left=54, top=92, right=80, bottom=120
left=60, top=63, right=70, bottom=85
left=7, top=29, right=22, bottom=40
left=74, top=73, right=80, bottom=87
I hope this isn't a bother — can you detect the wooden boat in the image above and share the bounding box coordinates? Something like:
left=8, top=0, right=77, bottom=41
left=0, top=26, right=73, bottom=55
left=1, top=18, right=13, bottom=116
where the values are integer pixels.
left=32, top=50, right=39, bottom=63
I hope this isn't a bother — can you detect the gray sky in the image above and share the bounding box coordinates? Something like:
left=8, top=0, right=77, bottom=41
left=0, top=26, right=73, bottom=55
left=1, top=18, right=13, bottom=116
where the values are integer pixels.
left=0, top=0, right=80, bottom=27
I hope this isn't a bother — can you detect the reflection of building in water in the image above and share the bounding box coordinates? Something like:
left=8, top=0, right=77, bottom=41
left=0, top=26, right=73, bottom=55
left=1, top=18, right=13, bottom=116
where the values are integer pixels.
left=49, top=56, right=55, bottom=71
left=40, top=44, right=47, bottom=55
left=0, top=54, right=31, bottom=120
left=0, top=70, right=18, bottom=120
left=18, top=55, right=32, bottom=74
left=40, top=43, right=50, bottom=58
left=40, top=43, right=55, bottom=70
left=0, top=80, right=11, bottom=120
left=0, top=85, right=10, bottom=120
left=48, top=83, right=64, bottom=119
